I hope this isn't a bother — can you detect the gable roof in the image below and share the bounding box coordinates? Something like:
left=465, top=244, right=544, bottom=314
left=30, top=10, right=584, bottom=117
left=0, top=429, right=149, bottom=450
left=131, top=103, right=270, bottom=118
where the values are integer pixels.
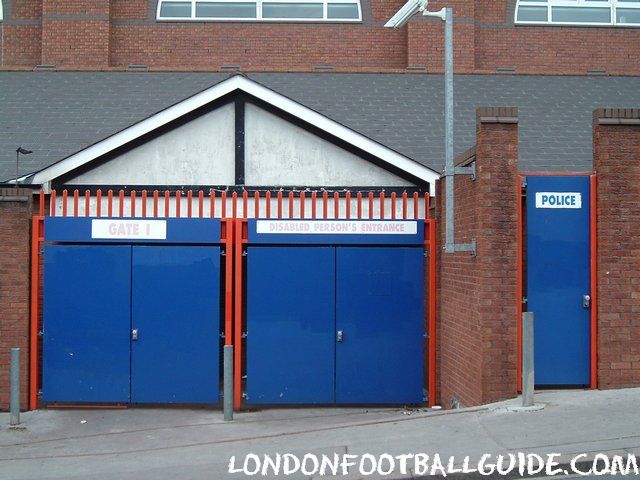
left=1, top=72, right=640, bottom=183
left=27, top=75, right=438, bottom=187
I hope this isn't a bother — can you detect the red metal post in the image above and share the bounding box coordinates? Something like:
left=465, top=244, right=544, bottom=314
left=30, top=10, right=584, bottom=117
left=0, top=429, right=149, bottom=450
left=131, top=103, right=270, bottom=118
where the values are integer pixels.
left=233, top=218, right=245, bottom=410
left=130, top=190, right=136, bottom=217
left=141, top=190, right=148, bottom=218
left=311, top=191, right=317, bottom=219
left=300, top=191, right=306, bottom=219
left=357, top=192, right=362, bottom=219
left=322, top=191, right=328, bottom=219
left=516, top=175, right=523, bottom=392
left=96, top=189, right=102, bottom=217
left=107, top=189, right=113, bottom=217
left=277, top=191, right=283, bottom=218
left=50, top=189, right=56, bottom=216
left=198, top=190, right=204, bottom=218
left=428, top=219, right=437, bottom=407
left=62, top=189, right=68, bottom=217
left=368, top=192, right=373, bottom=219
left=84, top=190, right=90, bottom=217
left=266, top=191, right=271, bottom=218
left=175, top=191, right=182, bottom=218
left=345, top=191, right=351, bottom=219
left=187, top=190, right=193, bottom=218
left=288, top=191, right=294, bottom=218
left=232, top=192, right=238, bottom=219
left=210, top=191, right=216, bottom=218
left=29, top=216, right=43, bottom=410
left=73, top=189, right=79, bottom=217
left=402, top=192, right=408, bottom=219
left=390, top=192, right=396, bottom=220
left=334, top=192, right=339, bottom=219
left=118, top=190, right=124, bottom=217
left=152, top=190, right=158, bottom=218
left=379, top=192, right=385, bottom=219
left=413, top=192, right=419, bottom=220
left=590, top=174, right=598, bottom=389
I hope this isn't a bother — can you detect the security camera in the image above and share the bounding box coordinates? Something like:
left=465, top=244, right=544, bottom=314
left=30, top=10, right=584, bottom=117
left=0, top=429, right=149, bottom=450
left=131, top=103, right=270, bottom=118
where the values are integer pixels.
left=384, top=0, right=429, bottom=29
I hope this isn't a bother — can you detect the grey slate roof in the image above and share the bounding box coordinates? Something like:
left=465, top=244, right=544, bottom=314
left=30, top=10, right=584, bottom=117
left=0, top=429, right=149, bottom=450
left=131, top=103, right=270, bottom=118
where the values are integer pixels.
left=1, top=72, right=639, bottom=182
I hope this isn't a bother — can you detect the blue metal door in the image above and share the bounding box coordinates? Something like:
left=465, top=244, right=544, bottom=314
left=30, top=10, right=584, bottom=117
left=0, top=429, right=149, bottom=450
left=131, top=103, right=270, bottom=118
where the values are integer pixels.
left=43, top=245, right=132, bottom=403
left=335, top=247, right=424, bottom=404
left=246, top=247, right=335, bottom=404
left=131, top=246, right=220, bottom=403
left=526, top=176, right=591, bottom=385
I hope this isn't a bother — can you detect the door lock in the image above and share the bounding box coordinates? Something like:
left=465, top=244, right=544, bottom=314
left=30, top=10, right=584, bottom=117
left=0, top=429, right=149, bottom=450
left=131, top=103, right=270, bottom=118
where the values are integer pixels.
left=583, top=295, right=591, bottom=308
left=132, top=329, right=139, bottom=341
left=337, top=330, right=344, bottom=343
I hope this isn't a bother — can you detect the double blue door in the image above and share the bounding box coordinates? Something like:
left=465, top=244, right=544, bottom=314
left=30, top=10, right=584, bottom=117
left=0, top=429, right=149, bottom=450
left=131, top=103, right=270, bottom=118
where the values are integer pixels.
left=526, top=176, right=591, bottom=386
left=43, top=245, right=220, bottom=403
left=246, top=246, right=424, bottom=404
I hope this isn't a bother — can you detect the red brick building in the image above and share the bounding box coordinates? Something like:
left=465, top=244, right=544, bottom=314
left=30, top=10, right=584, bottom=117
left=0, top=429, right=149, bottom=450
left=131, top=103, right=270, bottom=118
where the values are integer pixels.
left=0, top=0, right=639, bottom=411
left=1, top=0, right=640, bottom=74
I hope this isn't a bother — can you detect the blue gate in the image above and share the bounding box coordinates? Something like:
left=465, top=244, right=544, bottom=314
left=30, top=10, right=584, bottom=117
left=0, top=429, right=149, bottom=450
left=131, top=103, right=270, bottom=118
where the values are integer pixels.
left=245, top=219, right=424, bottom=405
left=526, top=176, right=591, bottom=386
left=43, top=217, right=222, bottom=404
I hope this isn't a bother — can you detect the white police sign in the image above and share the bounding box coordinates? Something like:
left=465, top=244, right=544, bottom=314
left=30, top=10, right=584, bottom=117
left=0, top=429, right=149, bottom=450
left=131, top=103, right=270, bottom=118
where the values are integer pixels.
left=535, top=192, right=582, bottom=209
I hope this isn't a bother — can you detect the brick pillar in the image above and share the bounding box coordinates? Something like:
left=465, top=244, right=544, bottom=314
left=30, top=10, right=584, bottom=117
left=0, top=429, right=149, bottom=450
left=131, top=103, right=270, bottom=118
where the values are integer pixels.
left=593, top=108, right=640, bottom=389
left=0, top=188, right=33, bottom=411
left=437, top=107, right=519, bottom=408
left=41, top=0, right=111, bottom=67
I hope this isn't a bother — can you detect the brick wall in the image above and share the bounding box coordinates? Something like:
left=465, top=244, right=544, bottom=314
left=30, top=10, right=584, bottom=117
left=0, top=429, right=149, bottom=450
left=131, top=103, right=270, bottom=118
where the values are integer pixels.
left=0, top=188, right=33, bottom=411
left=593, top=109, right=640, bottom=389
left=437, top=107, right=519, bottom=408
left=3, top=0, right=640, bottom=73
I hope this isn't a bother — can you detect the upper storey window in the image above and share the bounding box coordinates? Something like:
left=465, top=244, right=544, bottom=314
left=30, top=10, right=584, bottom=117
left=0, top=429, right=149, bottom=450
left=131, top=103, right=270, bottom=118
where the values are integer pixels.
left=516, top=0, right=640, bottom=26
left=157, top=0, right=362, bottom=21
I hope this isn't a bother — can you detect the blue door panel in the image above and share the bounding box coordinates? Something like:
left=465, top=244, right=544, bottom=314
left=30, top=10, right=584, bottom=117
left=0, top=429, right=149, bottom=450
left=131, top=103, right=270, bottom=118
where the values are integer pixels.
left=336, top=247, right=424, bottom=404
left=43, top=245, right=131, bottom=403
left=246, top=247, right=335, bottom=404
left=131, top=246, right=220, bottom=403
left=526, top=176, right=591, bottom=385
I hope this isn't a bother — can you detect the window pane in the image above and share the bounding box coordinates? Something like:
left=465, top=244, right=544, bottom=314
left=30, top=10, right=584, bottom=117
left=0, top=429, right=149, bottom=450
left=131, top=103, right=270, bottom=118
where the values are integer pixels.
left=551, top=6, right=610, bottom=23
left=159, top=1, right=192, bottom=17
left=262, top=3, right=323, bottom=18
left=327, top=3, right=359, bottom=19
left=617, top=8, right=640, bottom=23
left=517, top=6, right=548, bottom=21
left=196, top=2, right=257, bottom=18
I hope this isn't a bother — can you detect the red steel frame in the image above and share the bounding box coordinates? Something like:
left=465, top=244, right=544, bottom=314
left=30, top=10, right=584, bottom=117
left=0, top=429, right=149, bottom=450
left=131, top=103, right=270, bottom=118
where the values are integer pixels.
left=517, top=173, right=598, bottom=392
left=30, top=189, right=437, bottom=410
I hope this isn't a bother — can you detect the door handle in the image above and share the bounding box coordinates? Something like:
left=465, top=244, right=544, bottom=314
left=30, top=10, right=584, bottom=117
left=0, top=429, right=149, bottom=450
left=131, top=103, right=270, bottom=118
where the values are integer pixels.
left=132, top=329, right=139, bottom=341
left=583, top=295, right=591, bottom=308
left=337, top=330, right=344, bottom=343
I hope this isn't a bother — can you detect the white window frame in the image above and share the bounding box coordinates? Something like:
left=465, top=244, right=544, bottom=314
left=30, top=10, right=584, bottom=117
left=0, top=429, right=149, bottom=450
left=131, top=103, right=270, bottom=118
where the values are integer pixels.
left=157, top=0, right=362, bottom=22
left=515, top=0, right=640, bottom=27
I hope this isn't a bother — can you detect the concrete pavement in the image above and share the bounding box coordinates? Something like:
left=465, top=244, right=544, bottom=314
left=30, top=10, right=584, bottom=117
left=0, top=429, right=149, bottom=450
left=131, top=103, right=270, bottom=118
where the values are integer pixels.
left=0, top=388, right=639, bottom=479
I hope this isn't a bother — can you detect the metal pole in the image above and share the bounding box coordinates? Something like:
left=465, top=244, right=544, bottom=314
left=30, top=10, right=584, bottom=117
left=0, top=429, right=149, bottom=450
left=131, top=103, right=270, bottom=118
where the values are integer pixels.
left=223, top=345, right=234, bottom=421
left=15, top=151, right=19, bottom=188
left=444, top=7, right=455, bottom=253
left=522, top=312, right=535, bottom=407
left=10, top=348, right=21, bottom=426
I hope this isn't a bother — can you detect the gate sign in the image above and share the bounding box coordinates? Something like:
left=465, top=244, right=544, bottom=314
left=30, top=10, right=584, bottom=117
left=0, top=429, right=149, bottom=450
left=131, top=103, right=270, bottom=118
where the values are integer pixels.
left=92, top=219, right=167, bottom=240
left=535, top=192, right=582, bottom=209
left=256, top=220, right=418, bottom=235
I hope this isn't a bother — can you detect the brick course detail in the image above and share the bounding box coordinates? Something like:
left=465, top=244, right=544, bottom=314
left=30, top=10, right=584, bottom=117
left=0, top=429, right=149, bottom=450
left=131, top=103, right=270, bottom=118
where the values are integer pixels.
left=0, top=188, right=33, bottom=411
left=436, top=107, right=519, bottom=408
left=593, top=108, right=640, bottom=389
left=2, top=0, right=640, bottom=74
